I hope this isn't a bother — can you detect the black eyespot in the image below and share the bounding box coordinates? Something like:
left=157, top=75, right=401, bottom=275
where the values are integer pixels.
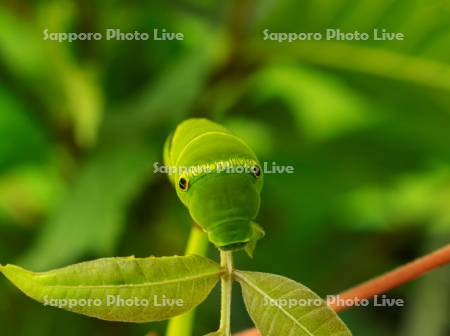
left=252, top=165, right=261, bottom=177
left=179, top=177, right=189, bottom=191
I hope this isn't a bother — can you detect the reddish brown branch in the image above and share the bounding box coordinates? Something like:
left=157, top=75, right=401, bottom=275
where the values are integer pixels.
left=234, top=244, right=450, bottom=336
left=329, top=243, right=450, bottom=312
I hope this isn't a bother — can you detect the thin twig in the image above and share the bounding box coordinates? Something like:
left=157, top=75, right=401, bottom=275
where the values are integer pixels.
left=234, top=244, right=450, bottom=336
left=329, top=243, right=450, bottom=312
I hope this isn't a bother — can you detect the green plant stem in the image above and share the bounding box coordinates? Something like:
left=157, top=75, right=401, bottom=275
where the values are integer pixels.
left=219, top=251, right=234, bottom=336
left=166, top=225, right=209, bottom=336
left=185, top=224, right=209, bottom=256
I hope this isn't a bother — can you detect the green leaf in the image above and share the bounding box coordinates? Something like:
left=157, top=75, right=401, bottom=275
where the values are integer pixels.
left=0, top=84, right=49, bottom=171
left=235, top=271, right=352, bottom=336
left=251, top=64, right=373, bottom=141
left=253, top=0, right=450, bottom=92
left=21, top=44, right=217, bottom=270
left=255, top=41, right=450, bottom=93
left=1, top=255, right=221, bottom=323
left=0, top=6, right=103, bottom=148
left=338, top=167, right=450, bottom=232
left=104, top=40, right=219, bottom=135
left=20, top=144, right=155, bottom=270
left=0, top=166, right=62, bottom=225
left=224, top=117, right=275, bottom=157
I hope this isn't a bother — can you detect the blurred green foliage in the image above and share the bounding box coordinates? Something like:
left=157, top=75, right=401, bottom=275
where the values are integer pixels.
left=0, top=0, right=449, bottom=335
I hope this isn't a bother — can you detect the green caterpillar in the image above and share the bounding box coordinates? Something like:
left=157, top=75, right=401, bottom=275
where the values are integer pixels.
left=164, top=118, right=264, bottom=253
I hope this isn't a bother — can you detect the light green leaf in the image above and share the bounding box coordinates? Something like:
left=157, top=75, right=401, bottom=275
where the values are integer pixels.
left=235, top=271, right=351, bottom=336
left=255, top=41, right=450, bottom=93
left=251, top=64, right=373, bottom=141
left=1, top=255, right=221, bottom=323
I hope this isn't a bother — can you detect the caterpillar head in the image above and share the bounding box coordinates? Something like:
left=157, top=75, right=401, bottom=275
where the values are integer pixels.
left=177, top=165, right=263, bottom=251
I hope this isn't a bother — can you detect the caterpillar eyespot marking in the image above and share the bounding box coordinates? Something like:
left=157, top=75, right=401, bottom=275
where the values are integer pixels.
left=179, top=177, right=189, bottom=191
left=252, top=165, right=261, bottom=178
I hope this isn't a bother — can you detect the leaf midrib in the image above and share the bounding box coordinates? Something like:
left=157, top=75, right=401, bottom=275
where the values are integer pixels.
left=38, top=270, right=222, bottom=290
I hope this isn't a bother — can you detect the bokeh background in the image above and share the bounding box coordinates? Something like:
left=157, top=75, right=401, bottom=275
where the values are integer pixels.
left=0, top=1, right=449, bottom=335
